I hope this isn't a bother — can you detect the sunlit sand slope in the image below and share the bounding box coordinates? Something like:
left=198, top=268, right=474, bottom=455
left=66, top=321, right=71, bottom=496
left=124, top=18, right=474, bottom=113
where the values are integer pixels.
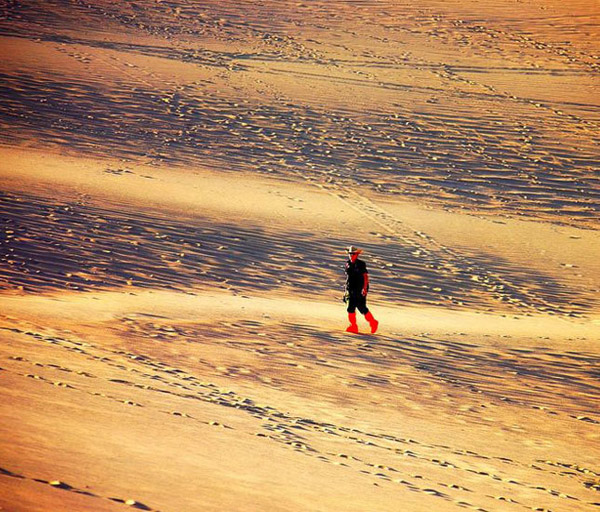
left=1, top=288, right=599, bottom=512
left=0, top=0, right=598, bottom=226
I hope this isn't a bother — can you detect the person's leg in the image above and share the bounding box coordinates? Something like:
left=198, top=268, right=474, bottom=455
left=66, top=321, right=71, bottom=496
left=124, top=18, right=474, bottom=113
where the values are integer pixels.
left=346, top=296, right=359, bottom=333
left=364, top=311, right=378, bottom=334
left=358, top=297, right=378, bottom=334
left=356, top=295, right=368, bottom=315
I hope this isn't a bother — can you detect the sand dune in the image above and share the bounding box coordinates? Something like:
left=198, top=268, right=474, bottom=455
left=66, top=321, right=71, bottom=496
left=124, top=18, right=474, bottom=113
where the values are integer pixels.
left=1, top=287, right=600, bottom=511
left=1, top=0, right=599, bottom=511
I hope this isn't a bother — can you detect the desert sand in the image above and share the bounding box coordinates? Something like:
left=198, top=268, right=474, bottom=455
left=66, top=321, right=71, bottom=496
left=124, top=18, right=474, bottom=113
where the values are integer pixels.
left=1, top=1, right=599, bottom=511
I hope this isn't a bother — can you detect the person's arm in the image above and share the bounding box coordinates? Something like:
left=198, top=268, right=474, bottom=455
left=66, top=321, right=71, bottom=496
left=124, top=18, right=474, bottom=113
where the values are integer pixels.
left=362, top=272, right=369, bottom=296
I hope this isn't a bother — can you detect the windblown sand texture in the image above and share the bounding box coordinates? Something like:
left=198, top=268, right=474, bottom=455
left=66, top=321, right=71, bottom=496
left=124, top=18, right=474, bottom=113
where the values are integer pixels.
left=1, top=1, right=599, bottom=511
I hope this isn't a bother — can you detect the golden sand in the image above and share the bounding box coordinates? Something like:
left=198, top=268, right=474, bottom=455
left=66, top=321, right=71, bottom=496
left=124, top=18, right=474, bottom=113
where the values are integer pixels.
left=0, top=1, right=599, bottom=511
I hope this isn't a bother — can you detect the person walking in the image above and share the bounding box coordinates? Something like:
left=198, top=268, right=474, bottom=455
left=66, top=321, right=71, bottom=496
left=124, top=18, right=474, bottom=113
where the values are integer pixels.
left=344, top=246, right=379, bottom=334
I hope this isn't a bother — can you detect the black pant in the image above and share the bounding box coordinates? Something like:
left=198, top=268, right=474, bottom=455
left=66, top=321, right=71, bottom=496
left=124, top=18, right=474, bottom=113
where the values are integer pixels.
left=347, top=292, right=369, bottom=314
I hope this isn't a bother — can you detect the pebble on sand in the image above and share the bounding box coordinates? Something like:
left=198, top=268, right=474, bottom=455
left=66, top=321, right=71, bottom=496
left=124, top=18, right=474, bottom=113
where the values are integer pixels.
left=125, top=499, right=152, bottom=510
left=49, top=480, right=72, bottom=489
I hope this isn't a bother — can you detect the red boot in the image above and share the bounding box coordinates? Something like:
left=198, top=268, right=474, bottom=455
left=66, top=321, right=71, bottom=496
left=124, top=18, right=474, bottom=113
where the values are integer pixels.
left=364, top=311, right=379, bottom=334
left=346, top=313, right=359, bottom=333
